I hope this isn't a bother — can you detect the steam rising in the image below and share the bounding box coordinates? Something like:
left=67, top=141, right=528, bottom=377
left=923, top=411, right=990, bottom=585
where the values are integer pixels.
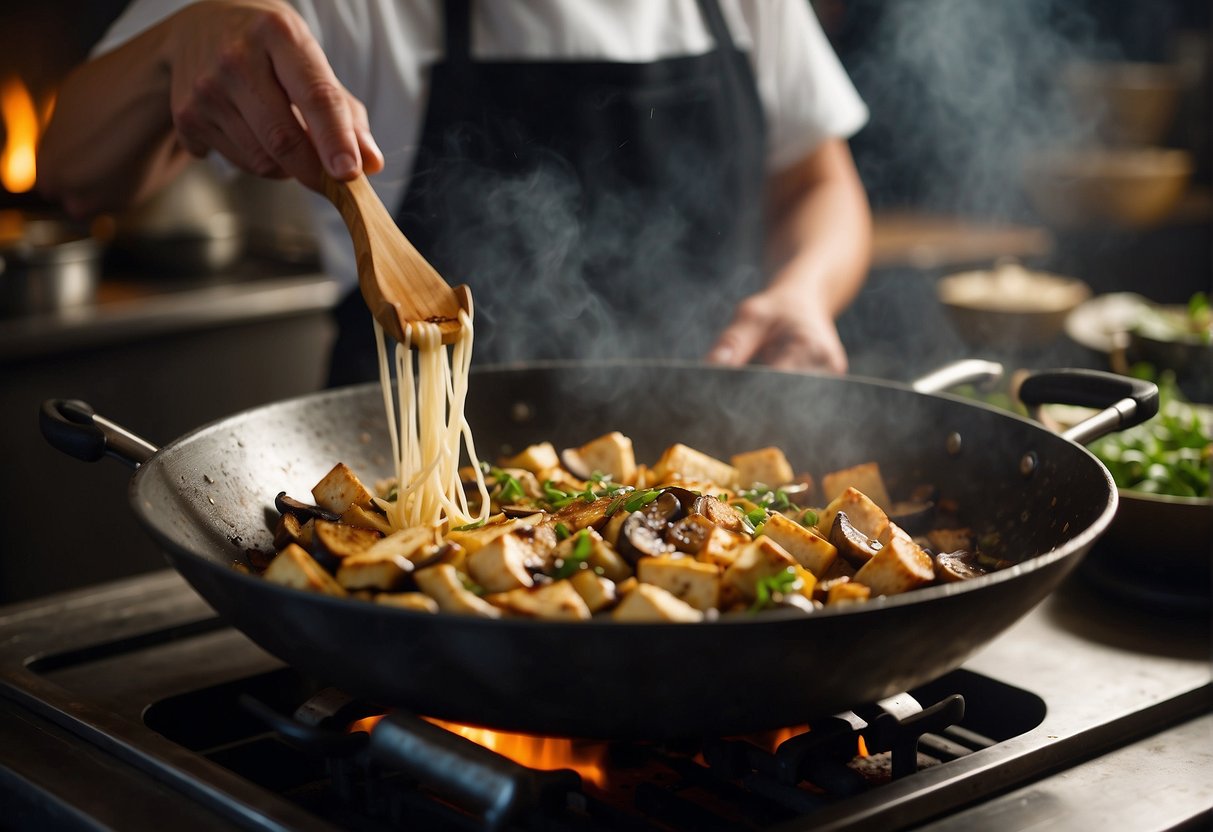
left=847, top=0, right=1116, bottom=218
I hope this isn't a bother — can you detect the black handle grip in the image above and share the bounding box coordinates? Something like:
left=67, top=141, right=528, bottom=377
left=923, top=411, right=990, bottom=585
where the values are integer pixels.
left=1018, top=369, right=1159, bottom=416
left=40, top=399, right=159, bottom=467
left=40, top=399, right=107, bottom=462
left=1017, top=369, right=1159, bottom=445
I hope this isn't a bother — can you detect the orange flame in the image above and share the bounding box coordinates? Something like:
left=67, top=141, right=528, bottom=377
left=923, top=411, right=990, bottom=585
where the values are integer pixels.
left=857, top=734, right=869, bottom=757
left=1, top=77, right=53, bottom=193
left=348, top=714, right=610, bottom=789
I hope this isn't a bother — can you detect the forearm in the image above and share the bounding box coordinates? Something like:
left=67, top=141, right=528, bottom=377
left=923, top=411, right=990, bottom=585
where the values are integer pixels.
left=764, top=138, right=871, bottom=316
left=38, top=18, right=186, bottom=217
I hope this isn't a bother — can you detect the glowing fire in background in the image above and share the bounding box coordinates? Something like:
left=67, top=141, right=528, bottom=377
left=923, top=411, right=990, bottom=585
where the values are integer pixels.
left=1, top=77, right=54, bottom=193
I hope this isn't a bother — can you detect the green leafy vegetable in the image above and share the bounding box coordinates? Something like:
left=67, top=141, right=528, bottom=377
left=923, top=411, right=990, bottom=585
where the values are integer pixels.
left=1089, top=374, right=1211, bottom=499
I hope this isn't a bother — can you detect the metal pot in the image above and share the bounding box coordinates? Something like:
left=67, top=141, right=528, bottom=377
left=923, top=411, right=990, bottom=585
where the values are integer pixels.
left=40, top=361, right=1156, bottom=738
left=0, top=218, right=100, bottom=316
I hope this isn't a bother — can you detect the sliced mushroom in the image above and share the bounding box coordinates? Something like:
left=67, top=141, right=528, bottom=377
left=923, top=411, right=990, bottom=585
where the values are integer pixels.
left=934, top=549, right=989, bottom=582
left=689, top=494, right=745, bottom=533
left=829, top=511, right=883, bottom=567
left=618, top=512, right=674, bottom=563
left=274, top=491, right=341, bottom=523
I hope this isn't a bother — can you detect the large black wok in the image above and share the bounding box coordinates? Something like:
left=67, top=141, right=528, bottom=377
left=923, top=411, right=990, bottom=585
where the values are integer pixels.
left=41, top=361, right=1156, bottom=739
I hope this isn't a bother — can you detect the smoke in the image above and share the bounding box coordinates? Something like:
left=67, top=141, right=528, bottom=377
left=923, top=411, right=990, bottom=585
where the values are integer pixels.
left=846, top=0, right=1116, bottom=219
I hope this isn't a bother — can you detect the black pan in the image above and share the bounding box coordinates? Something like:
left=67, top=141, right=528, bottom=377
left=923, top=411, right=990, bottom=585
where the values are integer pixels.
left=41, top=361, right=1156, bottom=739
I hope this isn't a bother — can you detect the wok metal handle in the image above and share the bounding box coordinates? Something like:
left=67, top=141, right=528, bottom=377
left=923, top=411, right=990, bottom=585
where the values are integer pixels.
left=1017, top=370, right=1159, bottom=445
left=911, top=359, right=1004, bottom=395
left=39, top=399, right=159, bottom=469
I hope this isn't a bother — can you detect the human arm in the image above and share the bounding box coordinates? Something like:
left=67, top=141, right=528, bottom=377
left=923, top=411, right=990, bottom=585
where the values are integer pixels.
left=38, top=0, right=382, bottom=218
left=706, top=137, right=871, bottom=373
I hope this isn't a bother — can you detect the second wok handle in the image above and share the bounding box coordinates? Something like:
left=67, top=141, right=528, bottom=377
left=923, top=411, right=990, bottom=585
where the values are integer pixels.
left=39, top=399, right=159, bottom=469
left=1018, top=370, right=1159, bottom=445
left=911, top=359, right=1004, bottom=395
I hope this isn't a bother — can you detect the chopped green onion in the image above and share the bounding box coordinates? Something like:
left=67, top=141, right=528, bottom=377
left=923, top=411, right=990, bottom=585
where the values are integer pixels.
left=553, top=530, right=594, bottom=579
left=624, top=489, right=661, bottom=513
left=750, top=567, right=799, bottom=612
left=543, top=480, right=571, bottom=503
left=453, top=519, right=486, bottom=531
left=799, top=509, right=818, bottom=528
left=554, top=522, right=571, bottom=540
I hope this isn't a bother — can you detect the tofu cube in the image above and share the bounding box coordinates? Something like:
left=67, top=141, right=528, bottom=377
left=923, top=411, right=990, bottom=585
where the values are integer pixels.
left=363, top=526, right=436, bottom=562
left=731, top=447, right=795, bottom=489
left=563, top=431, right=637, bottom=484
left=816, top=487, right=890, bottom=546
left=651, top=444, right=739, bottom=489
left=821, top=462, right=891, bottom=512
left=466, top=531, right=538, bottom=593
left=637, top=555, right=722, bottom=611
left=272, top=512, right=308, bottom=550
left=553, top=528, right=631, bottom=583
left=612, top=582, right=704, bottom=622
left=311, top=462, right=376, bottom=514
left=487, top=581, right=592, bottom=621
left=568, top=570, right=618, bottom=613
left=500, top=442, right=562, bottom=474
left=264, top=544, right=347, bottom=596
left=853, top=536, right=935, bottom=596
left=722, top=537, right=797, bottom=602
left=340, top=504, right=393, bottom=535
left=761, top=512, right=838, bottom=577
left=336, top=552, right=413, bottom=591
left=827, top=580, right=872, bottom=605
left=414, top=564, right=501, bottom=617
left=694, top=525, right=749, bottom=569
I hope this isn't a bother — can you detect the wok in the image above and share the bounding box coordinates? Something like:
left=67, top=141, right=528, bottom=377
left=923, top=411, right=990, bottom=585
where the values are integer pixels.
left=40, top=361, right=1156, bottom=739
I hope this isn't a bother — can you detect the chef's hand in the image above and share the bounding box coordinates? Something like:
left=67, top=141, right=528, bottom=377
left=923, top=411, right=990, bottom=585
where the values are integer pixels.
left=707, top=283, right=848, bottom=373
left=167, top=0, right=383, bottom=189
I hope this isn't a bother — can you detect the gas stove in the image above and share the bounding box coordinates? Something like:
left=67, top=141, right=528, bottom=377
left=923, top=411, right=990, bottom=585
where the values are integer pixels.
left=1, top=560, right=1209, bottom=831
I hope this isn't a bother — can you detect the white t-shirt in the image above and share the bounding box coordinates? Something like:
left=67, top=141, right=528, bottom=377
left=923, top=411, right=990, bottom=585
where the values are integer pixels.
left=95, top=0, right=868, bottom=289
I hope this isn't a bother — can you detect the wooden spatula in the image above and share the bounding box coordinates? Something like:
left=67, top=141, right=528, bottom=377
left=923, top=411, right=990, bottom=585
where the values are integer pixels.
left=322, top=172, right=468, bottom=345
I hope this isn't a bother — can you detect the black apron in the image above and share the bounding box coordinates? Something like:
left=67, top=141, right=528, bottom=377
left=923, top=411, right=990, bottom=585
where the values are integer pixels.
left=328, top=0, right=767, bottom=386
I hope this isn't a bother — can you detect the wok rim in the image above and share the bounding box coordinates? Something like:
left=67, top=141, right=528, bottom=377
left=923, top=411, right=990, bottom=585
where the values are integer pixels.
left=128, top=360, right=1118, bottom=631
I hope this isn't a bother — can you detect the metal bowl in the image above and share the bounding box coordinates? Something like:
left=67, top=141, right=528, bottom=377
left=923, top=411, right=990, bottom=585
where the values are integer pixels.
left=0, top=218, right=101, bottom=317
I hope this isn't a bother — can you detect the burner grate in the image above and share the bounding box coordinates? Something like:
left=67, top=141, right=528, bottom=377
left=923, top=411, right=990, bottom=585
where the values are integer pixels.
left=141, top=667, right=1044, bottom=831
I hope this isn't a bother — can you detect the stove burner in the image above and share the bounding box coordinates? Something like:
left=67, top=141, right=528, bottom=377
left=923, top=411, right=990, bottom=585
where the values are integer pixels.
left=208, top=671, right=1015, bottom=830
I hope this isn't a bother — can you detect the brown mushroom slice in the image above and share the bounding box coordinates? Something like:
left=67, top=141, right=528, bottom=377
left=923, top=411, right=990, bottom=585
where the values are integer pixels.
left=275, top=491, right=341, bottom=523
left=668, top=514, right=716, bottom=554
left=616, top=491, right=683, bottom=564
left=934, top=549, right=990, bottom=583
left=829, top=511, right=883, bottom=567
left=690, top=494, right=746, bottom=533
left=553, top=495, right=618, bottom=532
